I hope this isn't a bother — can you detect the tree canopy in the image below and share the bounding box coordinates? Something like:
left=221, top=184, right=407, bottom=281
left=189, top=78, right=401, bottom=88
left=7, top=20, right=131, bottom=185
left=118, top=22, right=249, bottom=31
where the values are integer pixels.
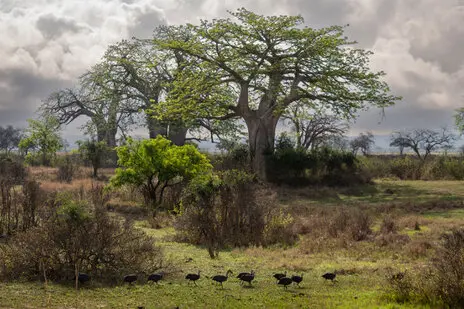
left=19, top=116, right=62, bottom=166
left=0, top=125, right=22, bottom=154
left=152, top=8, right=400, bottom=178
left=109, top=136, right=212, bottom=209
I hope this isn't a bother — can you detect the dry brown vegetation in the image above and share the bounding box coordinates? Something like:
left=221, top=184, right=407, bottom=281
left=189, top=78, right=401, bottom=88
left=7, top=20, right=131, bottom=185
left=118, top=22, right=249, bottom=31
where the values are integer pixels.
left=1, top=161, right=464, bottom=307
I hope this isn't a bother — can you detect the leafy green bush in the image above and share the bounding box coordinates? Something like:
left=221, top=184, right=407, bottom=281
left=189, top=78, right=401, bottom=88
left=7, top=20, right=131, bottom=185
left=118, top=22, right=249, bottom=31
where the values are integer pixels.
left=109, top=136, right=212, bottom=210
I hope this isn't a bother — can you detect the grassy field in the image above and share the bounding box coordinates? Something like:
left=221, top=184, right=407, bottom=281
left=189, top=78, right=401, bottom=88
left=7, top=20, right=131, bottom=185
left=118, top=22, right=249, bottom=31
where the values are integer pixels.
left=1, top=174, right=463, bottom=308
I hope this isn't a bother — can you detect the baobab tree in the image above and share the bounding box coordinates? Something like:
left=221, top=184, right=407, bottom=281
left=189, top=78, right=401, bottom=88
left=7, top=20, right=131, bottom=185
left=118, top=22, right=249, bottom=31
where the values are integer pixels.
left=153, top=9, right=400, bottom=179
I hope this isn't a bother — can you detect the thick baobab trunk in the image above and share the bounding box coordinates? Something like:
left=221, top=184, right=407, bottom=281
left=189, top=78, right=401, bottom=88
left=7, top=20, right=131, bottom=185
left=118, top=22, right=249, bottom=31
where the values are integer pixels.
left=245, top=115, right=279, bottom=180
left=168, top=126, right=188, bottom=146
left=146, top=116, right=167, bottom=139
left=106, top=128, right=117, bottom=148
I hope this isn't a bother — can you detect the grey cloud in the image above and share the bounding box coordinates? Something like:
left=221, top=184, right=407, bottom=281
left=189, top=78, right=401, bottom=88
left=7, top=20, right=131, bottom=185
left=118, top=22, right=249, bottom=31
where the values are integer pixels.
left=410, top=27, right=464, bottom=74
left=128, top=7, right=167, bottom=38
left=36, top=14, right=84, bottom=39
left=0, top=0, right=463, bottom=148
left=0, top=69, right=71, bottom=127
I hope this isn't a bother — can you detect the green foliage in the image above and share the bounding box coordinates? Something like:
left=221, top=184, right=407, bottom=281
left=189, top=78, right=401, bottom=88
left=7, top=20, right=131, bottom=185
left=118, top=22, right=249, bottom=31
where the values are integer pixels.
left=152, top=8, right=399, bottom=178
left=77, top=139, right=110, bottom=178
left=455, top=107, right=464, bottom=134
left=266, top=147, right=362, bottom=186
left=109, top=136, right=212, bottom=210
left=154, top=9, right=398, bottom=122
left=19, top=116, right=62, bottom=166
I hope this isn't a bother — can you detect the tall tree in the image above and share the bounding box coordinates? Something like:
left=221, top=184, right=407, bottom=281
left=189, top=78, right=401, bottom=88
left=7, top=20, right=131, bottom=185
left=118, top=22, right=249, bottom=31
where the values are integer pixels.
left=350, top=132, right=375, bottom=156
left=40, top=65, right=137, bottom=147
left=98, top=39, right=175, bottom=141
left=102, top=38, right=243, bottom=145
left=0, top=125, right=22, bottom=154
left=390, top=128, right=456, bottom=161
left=153, top=9, right=400, bottom=179
left=19, top=116, right=62, bottom=166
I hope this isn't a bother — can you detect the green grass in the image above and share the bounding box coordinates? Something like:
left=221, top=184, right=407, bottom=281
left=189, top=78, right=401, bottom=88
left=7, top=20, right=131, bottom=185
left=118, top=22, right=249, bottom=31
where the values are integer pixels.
left=1, top=179, right=463, bottom=308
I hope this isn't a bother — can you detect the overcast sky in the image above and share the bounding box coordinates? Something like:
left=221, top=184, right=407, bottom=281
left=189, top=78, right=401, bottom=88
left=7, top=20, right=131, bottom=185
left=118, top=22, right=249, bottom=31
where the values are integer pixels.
left=1, top=0, right=464, bottom=147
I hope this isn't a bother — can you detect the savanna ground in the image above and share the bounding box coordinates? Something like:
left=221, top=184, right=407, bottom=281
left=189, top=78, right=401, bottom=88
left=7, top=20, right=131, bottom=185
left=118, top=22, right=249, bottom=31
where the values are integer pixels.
left=1, top=166, right=463, bottom=309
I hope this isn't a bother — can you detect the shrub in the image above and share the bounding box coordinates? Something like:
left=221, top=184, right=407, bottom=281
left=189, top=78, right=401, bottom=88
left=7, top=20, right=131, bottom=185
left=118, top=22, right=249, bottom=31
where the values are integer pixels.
left=266, top=147, right=365, bottom=186
left=0, top=194, right=163, bottom=285
left=388, top=229, right=464, bottom=307
left=56, top=155, right=79, bottom=183
left=76, top=140, right=111, bottom=178
left=390, top=156, right=422, bottom=180
left=431, top=229, right=464, bottom=306
left=328, top=208, right=372, bottom=241
left=176, top=170, right=296, bottom=258
left=380, top=215, right=398, bottom=234
left=444, top=158, right=464, bottom=180
left=0, top=157, right=34, bottom=235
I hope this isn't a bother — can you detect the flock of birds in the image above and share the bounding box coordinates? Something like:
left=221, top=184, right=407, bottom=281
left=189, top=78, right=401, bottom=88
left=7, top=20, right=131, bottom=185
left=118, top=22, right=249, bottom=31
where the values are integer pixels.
left=75, top=270, right=337, bottom=289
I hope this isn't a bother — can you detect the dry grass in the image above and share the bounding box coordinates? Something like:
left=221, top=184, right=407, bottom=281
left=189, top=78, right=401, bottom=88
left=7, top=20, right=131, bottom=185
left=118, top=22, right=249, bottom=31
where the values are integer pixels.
left=4, top=166, right=464, bottom=308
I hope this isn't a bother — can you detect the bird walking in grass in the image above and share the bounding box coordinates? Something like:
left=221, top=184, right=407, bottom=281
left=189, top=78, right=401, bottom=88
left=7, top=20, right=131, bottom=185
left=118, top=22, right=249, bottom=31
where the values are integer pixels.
left=123, top=274, right=138, bottom=285
left=273, top=271, right=287, bottom=283
left=147, top=272, right=164, bottom=284
left=212, top=270, right=233, bottom=288
left=237, top=271, right=251, bottom=281
left=185, top=270, right=201, bottom=286
left=322, top=272, right=336, bottom=282
left=278, top=277, right=293, bottom=289
left=291, top=274, right=303, bottom=287
left=73, top=273, right=91, bottom=284
left=239, top=270, right=255, bottom=286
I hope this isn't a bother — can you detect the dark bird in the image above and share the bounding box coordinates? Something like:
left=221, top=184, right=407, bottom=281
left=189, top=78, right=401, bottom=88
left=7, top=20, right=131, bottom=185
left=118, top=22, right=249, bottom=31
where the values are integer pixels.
left=239, top=270, right=255, bottom=286
left=123, top=274, right=138, bottom=285
left=212, top=270, right=233, bottom=288
left=278, top=277, right=293, bottom=289
left=291, top=273, right=303, bottom=287
left=237, top=271, right=251, bottom=280
left=147, top=272, right=164, bottom=284
left=322, top=272, right=336, bottom=282
left=73, top=273, right=91, bottom=284
left=185, top=270, right=201, bottom=286
left=273, top=271, right=287, bottom=282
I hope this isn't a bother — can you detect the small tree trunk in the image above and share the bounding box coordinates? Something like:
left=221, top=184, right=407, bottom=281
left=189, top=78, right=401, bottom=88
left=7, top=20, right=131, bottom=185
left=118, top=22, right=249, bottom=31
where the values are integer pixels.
left=74, top=262, right=79, bottom=290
